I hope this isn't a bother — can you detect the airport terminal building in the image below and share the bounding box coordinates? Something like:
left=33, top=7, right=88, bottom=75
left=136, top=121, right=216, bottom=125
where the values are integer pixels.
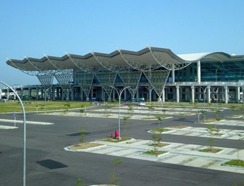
left=2, top=47, right=244, bottom=103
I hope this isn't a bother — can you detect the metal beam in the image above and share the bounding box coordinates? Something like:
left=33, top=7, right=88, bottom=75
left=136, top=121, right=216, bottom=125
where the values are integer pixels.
left=7, top=59, right=38, bottom=76
left=118, top=50, right=160, bottom=72
left=66, top=53, right=95, bottom=73
left=92, top=52, right=126, bottom=72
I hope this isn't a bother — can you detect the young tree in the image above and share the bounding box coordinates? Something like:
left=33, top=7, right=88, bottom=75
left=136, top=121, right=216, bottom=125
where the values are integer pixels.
left=109, top=157, right=122, bottom=185
left=155, top=115, right=163, bottom=128
left=80, top=128, right=86, bottom=143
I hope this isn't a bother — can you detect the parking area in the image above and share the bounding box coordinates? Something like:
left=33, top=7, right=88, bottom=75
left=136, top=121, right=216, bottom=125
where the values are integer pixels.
left=0, top=104, right=244, bottom=186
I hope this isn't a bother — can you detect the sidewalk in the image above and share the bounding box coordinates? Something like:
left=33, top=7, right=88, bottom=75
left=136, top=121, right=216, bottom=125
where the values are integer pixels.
left=65, top=138, right=244, bottom=174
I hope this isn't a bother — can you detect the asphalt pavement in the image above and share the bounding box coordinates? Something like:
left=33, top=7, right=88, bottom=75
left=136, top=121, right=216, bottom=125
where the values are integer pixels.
left=0, top=105, right=244, bottom=186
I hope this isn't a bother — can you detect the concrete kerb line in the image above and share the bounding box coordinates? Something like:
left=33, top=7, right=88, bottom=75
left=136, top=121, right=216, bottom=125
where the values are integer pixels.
left=64, top=138, right=244, bottom=174
left=0, top=125, right=18, bottom=129
left=0, top=119, right=54, bottom=125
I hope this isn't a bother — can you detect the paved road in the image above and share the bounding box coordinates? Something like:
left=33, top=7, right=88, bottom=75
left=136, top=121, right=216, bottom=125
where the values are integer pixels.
left=0, top=107, right=244, bottom=186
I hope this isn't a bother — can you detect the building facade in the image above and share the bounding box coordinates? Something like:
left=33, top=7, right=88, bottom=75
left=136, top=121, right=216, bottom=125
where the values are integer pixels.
left=2, top=47, right=244, bottom=103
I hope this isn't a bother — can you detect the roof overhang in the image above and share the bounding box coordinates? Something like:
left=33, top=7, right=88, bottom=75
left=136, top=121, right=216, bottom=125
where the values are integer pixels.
left=6, top=47, right=244, bottom=72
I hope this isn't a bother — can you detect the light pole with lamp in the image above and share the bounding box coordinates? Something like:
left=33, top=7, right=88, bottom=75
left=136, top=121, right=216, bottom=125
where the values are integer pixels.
left=0, top=81, right=26, bottom=186
left=109, top=85, right=130, bottom=139
left=200, top=86, right=207, bottom=122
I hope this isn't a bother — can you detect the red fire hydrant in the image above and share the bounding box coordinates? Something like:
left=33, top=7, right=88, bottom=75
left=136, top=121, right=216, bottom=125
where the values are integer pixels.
left=115, top=130, right=119, bottom=139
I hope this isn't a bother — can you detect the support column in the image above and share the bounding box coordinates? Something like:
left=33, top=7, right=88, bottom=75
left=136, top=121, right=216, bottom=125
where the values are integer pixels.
left=162, top=88, right=165, bottom=102
left=91, top=87, right=93, bottom=99
left=237, top=86, right=240, bottom=102
left=124, top=89, right=127, bottom=101
left=148, top=88, right=152, bottom=103
left=70, top=87, right=74, bottom=101
left=108, top=90, right=112, bottom=102
left=36, top=86, right=39, bottom=100
left=197, top=60, right=201, bottom=83
left=191, top=85, right=195, bottom=103
left=7, top=88, right=9, bottom=99
left=176, top=85, right=180, bottom=102
left=136, top=88, right=139, bottom=100
left=20, top=87, right=24, bottom=100
left=28, top=88, right=31, bottom=100
left=52, top=86, right=55, bottom=100
left=62, top=88, right=65, bottom=101
left=80, top=87, right=83, bottom=101
left=13, top=87, right=17, bottom=100
left=207, top=85, right=211, bottom=103
left=172, top=66, right=175, bottom=83
left=113, top=89, right=115, bottom=101
left=224, top=86, right=229, bottom=104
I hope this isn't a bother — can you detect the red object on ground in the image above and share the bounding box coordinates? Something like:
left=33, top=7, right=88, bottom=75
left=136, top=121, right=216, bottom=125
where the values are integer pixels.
left=115, top=130, right=119, bottom=139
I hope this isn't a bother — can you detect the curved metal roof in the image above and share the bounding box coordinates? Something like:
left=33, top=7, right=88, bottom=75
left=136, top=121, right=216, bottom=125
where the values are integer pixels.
left=177, top=52, right=232, bottom=62
left=6, top=47, right=240, bottom=72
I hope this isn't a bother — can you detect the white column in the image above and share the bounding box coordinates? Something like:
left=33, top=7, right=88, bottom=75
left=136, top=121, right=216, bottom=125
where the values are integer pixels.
left=191, top=85, right=195, bottom=103
left=176, top=85, right=180, bottom=102
left=207, top=85, right=211, bottom=103
left=162, top=88, right=165, bottom=102
left=224, top=86, right=228, bottom=104
left=172, top=66, right=175, bottom=83
left=197, top=60, right=201, bottom=83
left=237, top=86, right=240, bottom=102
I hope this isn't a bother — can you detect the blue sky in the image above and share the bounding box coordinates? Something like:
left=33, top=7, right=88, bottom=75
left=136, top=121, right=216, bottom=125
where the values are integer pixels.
left=0, top=0, right=244, bottom=86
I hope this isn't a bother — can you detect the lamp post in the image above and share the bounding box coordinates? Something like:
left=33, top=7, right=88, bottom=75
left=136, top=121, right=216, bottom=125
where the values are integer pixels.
left=200, top=86, right=207, bottom=122
left=109, top=86, right=130, bottom=139
left=0, top=81, right=26, bottom=186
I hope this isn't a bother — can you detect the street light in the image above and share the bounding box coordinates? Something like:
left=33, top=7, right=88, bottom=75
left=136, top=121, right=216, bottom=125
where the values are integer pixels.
left=200, top=86, right=207, bottom=122
left=109, top=85, right=130, bottom=139
left=0, top=81, right=26, bottom=186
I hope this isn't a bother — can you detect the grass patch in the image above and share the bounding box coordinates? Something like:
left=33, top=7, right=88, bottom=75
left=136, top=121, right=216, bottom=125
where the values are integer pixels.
left=223, top=159, right=244, bottom=167
left=0, top=101, right=91, bottom=113
left=103, top=137, right=131, bottom=143
left=199, top=147, right=222, bottom=153
left=69, top=143, right=102, bottom=150
left=144, top=150, right=167, bottom=156
left=152, top=128, right=170, bottom=133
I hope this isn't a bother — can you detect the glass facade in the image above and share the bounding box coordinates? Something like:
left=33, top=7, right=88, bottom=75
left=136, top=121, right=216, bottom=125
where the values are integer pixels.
left=175, top=60, right=244, bottom=82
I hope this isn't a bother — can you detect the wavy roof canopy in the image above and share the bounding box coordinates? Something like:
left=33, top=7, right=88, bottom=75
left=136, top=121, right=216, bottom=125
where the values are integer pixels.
left=6, top=47, right=242, bottom=72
